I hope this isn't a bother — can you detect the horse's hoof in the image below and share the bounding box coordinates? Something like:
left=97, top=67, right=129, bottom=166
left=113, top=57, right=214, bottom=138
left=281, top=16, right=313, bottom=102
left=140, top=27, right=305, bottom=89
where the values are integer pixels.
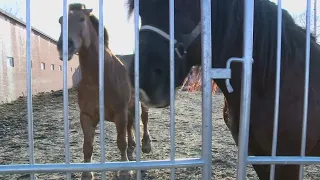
left=142, top=138, right=152, bottom=153
left=141, top=169, right=148, bottom=175
left=119, top=170, right=132, bottom=180
left=127, top=147, right=136, bottom=161
left=17, top=174, right=38, bottom=180
left=127, top=141, right=136, bottom=161
left=81, top=172, right=94, bottom=180
left=128, top=155, right=135, bottom=161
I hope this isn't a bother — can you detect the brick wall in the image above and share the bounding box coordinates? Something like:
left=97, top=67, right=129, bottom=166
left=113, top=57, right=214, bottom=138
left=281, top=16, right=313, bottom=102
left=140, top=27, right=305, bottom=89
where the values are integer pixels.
left=0, top=12, right=80, bottom=104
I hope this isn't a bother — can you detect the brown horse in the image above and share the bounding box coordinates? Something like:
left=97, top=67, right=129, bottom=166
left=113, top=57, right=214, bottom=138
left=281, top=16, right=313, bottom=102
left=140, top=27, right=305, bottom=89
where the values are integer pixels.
left=116, top=53, right=152, bottom=155
left=127, top=0, right=320, bottom=179
left=56, top=3, right=151, bottom=180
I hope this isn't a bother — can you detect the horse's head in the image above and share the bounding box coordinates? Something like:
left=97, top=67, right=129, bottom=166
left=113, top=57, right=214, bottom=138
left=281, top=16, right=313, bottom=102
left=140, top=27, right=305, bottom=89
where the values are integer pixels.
left=128, top=0, right=201, bottom=108
left=57, top=4, right=93, bottom=61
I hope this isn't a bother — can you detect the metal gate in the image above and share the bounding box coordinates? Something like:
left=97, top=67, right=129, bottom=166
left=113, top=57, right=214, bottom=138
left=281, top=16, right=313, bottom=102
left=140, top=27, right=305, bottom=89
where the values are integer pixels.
left=0, top=0, right=213, bottom=179
left=238, top=0, right=320, bottom=180
left=0, top=0, right=319, bottom=179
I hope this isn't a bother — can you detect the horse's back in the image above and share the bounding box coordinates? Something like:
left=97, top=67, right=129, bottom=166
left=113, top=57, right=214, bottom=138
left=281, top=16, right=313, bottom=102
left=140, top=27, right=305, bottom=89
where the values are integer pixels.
left=104, top=49, right=132, bottom=105
left=116, top=54, right=134, bottom=70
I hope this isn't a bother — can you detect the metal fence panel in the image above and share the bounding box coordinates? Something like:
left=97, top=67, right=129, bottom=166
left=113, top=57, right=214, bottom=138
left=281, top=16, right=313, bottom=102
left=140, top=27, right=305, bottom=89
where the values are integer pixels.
left=133, top=0, right=142, bottom=178
left=0, top=0, right=212, bottom=179
left=299, top=0, right=312, bottom=178
left=26, top=0, right=35, bottom=180
left=3, top=0, right=319, bottom=179
left=236, top=0, right=254, bottom=179
left=169, top=0, right=176, bottom=179
left=200, top=0, right=213, bottom=179
left=62, top=0, right=71, bottom=179
left=242, top=0, right=318, bottom=180
left=98, top=0, right=106, bottom=180
left=270, top=0, right=283, bottom=179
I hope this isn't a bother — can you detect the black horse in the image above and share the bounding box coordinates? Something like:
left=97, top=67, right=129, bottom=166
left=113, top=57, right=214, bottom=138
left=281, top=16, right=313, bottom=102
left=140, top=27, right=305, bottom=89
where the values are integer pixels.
left=127, top=0, right=320, bottom=179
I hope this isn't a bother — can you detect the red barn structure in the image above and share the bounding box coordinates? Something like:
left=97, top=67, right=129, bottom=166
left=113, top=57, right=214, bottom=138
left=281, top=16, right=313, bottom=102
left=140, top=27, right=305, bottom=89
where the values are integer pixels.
left=181, top=66, right=220, bottom=95
left=0, top=9, right=80, bottom=103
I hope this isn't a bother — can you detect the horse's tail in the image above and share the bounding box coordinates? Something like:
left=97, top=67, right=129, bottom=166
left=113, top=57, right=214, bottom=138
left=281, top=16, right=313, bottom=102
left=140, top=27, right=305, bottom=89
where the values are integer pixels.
left=129, top=101, right=146, bottom=133
left=128, top=89, right=138, bottom=132
left=131, top=107, right=136, bottom=131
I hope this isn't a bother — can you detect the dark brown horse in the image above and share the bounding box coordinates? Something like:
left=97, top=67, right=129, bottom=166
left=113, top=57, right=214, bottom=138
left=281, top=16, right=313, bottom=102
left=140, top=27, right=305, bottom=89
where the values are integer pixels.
left=56, top=3, right=152, bottom=180
left=127, top=0, right=320, bottom=179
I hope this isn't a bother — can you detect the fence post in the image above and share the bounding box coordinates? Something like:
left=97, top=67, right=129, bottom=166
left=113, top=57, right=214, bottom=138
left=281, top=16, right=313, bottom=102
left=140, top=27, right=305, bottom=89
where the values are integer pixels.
left=200, top=0, right=213, bottom=179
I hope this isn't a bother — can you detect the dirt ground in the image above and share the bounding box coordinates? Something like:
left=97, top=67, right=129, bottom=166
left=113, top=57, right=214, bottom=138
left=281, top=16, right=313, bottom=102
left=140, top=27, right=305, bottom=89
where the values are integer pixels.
left=0, top=89, right=319, bottom=180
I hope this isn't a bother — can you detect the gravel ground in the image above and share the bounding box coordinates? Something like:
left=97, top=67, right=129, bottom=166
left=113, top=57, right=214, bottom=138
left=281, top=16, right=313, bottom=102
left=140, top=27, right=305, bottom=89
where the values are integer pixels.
left=0, top=89, right=319, bottom=179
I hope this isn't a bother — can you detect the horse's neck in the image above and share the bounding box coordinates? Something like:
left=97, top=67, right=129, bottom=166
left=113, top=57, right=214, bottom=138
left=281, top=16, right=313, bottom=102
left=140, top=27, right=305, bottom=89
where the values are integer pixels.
left=78, top=27, right=118, bottom=82
left=77, top=26, right=100, bottom=82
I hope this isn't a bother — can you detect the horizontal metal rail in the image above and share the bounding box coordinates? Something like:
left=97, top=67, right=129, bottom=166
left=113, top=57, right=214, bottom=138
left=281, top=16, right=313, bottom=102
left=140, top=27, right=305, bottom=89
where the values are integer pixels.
left=248, top=156, right=320, bottom=165
left=0, top=158, right=204, bottom=174
left=210, top=68, right=231, bottom=79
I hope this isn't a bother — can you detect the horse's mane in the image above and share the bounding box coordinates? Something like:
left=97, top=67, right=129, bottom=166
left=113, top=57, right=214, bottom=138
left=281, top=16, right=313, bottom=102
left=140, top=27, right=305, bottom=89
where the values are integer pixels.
left=238, top=0, right=319, bottom=95
left=217, top=0, right=319, bottom=95
left=69, top=3, right=109, bottom=48
left=127, top=0, right=134, bottom=17
left=127, top=0, right=320, bottom=96
left=126, top=0, right=197, bottom=19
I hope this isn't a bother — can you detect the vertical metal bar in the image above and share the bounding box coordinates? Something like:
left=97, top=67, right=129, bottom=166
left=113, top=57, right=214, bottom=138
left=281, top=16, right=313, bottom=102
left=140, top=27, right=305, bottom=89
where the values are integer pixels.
left=200, top=0, right=212, bottom=179
left=269, top=0, right=282, bottom=179
left=299, top=0, right=311, bottom=179
left=26, top=0, right=35, bottom=179
left=169, top=0, right=175, bottom=179
left=98, top=0, right=106, bottom=179
left=314, top=0, right=317, bottom=39
left=236, top=0, right=254, bottom=179
left=134, top=0, right=141, bottom=179
left=62, top=0, right=71, bottom=179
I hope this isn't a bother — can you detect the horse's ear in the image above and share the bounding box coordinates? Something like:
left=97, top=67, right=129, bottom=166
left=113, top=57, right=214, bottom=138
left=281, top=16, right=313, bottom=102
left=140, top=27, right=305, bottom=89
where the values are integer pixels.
left=58, top=16, right=63, bottom=24
left=84, top=8, right=93, bottom=15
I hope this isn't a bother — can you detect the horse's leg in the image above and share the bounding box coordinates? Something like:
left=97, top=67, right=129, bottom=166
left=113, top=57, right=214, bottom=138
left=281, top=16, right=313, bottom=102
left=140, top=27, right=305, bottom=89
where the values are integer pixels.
left=249, top=128, right=302, bottom=179
left=272, top=139, right=308, bottom=179
left=114, top=109, right=131, bottom=180
left=223, top=99, right=271, bottom=180
left=246, top=140, right=300, bottom=180
left=248, top=146, right=271, bottom=180
left=141, top=102, right=152, bottom=153
left=248, top=140, right=301, bottom=180
left=273, top=165, right=299, bottom=180
left=127, top=107, right=136, bottom=161
left=223, top=98, right=239, bottom=146
left=223, top=97, right=231, bottom=131
left=80, top=112, right=98, bottom=180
